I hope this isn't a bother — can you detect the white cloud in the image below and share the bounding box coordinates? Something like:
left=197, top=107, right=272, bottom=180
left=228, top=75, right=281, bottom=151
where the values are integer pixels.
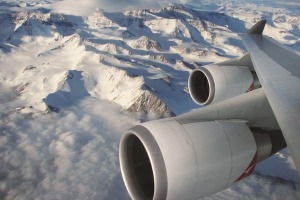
left=0, top=95, right=137, bottom=200
left=50, top=0, right=223, bottom=16
left=51, top=0, right=161, bottom=16
left=51, top=0, right=100, bottom=16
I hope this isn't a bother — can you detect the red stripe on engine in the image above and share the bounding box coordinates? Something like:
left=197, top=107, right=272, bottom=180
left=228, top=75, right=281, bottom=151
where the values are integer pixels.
left=234, top=151, right=257, bottom=182
left=246, top=81, right=254, bottom=93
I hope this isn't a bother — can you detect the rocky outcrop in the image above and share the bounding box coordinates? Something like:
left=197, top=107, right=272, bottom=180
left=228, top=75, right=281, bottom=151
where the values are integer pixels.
left=128, top=90, right=174, bottom=117
left=134, top=36, right=162, bottom=51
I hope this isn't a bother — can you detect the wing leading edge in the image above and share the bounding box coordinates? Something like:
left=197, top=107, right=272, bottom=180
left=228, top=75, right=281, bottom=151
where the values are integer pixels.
left=241, top=20, right=300, bottom=173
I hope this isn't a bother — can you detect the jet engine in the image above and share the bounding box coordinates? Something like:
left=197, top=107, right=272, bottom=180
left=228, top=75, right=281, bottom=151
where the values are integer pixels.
left=119, top=20, right=294, bottom=200
left=119, top=119, right=284, bottom=200
left=188, top=65, right=260, bottom=105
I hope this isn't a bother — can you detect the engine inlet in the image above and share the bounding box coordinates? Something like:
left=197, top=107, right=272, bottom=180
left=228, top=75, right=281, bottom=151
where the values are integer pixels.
left=188, top=68, right=214, bottom=105
left=119, top=125, right=167, bottom=200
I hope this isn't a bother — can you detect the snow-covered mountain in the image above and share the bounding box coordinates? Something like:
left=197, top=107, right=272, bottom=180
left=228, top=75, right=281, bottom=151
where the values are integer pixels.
left=0, top=1, right=300, bottom=200
left=1, top=4, right=299, bottom=116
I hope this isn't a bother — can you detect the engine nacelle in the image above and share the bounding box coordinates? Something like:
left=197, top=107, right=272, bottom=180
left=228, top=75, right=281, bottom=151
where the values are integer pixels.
left=188, top=65, right=260, bottom=105
left=119, top=119, right=277, bottom=200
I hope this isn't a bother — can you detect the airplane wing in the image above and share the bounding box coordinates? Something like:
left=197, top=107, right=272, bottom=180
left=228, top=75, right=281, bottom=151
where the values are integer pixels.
left=240, top=20, right=300, bottom=172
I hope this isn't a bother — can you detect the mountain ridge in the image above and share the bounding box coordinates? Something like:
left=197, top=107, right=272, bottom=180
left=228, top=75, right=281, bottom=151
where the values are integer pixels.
left=0, top=4, right=299, bottom=116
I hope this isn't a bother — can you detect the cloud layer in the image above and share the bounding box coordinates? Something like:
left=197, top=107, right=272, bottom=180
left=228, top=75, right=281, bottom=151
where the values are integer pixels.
left=0, top=93, right=138, bottom=200
left=51, top=0, right=161, bottom=15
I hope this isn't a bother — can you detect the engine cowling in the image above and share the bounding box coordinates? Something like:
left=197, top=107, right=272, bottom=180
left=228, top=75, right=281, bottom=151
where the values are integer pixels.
left=188, top=65, right=260, bottom=105
left=119, top=119, right=278, bottom=200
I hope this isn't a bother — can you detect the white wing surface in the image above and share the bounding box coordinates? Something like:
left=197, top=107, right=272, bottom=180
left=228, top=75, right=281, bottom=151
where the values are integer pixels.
left=241, top=20, right=300, bottom=172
